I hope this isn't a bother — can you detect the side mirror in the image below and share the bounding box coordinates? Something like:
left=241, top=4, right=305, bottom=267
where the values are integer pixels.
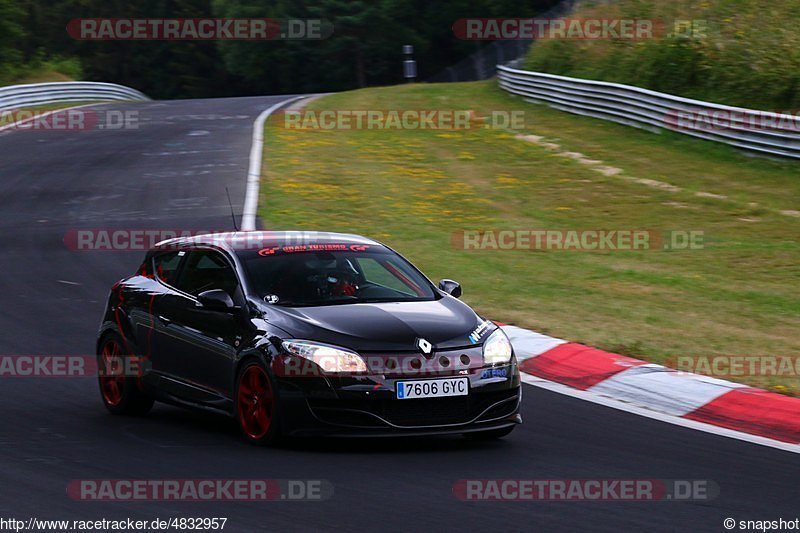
left=197, top=289, right=236, bottom=312
left=438, top=279, right=462, bottom=298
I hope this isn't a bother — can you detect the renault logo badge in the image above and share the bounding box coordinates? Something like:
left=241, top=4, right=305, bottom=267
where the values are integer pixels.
left=417, top=338, right=433, bottom=355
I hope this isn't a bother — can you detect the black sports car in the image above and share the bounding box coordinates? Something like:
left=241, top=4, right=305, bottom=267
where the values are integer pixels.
left=96, top=231, right=521, bottom=445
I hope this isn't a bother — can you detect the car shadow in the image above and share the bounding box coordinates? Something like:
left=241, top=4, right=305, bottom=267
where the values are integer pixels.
left=280, top=435, right=512, bottom=454
left=104, top=403, right=512, bottom=453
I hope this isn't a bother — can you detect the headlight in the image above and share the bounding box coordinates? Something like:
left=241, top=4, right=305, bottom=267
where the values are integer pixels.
left=482, top=328, right=513, bottom=365
left=281, top=340, right=367, bottom=374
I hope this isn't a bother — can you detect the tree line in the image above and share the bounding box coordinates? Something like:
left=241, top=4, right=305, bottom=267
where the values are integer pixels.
left=2, top=0, right=559, bottom=98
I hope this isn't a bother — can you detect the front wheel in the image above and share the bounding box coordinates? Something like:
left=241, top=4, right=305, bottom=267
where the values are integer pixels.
left=97, top=333, right=153, bottom=416
left=463, top=425, right=515, bottom=440
left=236, top=360, right=281, bottom=446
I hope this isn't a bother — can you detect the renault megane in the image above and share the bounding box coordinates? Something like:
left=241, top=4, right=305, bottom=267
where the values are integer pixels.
left=96, top=231, right=521, bottom=445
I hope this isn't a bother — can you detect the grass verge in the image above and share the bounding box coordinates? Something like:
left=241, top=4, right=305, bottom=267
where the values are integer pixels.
left=260, top=80, right=800, bottom=395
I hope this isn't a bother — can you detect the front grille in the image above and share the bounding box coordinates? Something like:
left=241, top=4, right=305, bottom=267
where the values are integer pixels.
left=308, top=387, right=519, bottom=428
left=384, top=396, right=470, bottom=425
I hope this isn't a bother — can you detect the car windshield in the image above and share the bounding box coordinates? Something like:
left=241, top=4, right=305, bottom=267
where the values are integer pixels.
left=242, top=245, right=436, bottom=306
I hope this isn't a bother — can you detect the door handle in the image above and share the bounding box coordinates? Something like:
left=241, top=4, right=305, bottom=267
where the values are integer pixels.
left=157, top=315, right=172, bottom=326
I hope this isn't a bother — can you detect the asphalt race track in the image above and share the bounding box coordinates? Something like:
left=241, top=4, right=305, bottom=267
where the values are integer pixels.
left=0, top=95, right=797, bottom=532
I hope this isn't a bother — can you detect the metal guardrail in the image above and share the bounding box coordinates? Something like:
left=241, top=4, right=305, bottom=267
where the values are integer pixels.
left=0, top=81, right=149, bottom=112
left=497, top=65, right=800, bottom=159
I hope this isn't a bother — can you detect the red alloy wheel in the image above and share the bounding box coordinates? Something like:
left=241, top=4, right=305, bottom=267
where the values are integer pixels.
left=237, top=365, right=274, bottom=439
left=99, top=339, right=125, bottom=406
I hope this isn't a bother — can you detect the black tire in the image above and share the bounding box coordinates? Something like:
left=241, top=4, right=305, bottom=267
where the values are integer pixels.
left=463, top=425, right=516, bottom=440
left=235, top=360, right=281, bottom=446
left=97, top=332, right=154, bottom=416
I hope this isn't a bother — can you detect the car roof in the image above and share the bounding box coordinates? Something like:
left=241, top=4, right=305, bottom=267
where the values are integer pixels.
left=153, top=230, right=383, bottom=255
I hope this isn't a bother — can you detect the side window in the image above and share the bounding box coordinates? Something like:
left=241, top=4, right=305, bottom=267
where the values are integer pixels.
left=175, top=250, right=240, bottom=297
left=356, top=258, right=419, bottom=297
left=152, top=251, right=183, bottom=286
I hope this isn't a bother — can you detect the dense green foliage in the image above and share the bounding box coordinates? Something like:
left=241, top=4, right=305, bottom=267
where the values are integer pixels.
left=523, top=0, right=800, bottom=110
left=0, top=0, right=26, bottom=81
left=2, top=0, right=558, bottom=97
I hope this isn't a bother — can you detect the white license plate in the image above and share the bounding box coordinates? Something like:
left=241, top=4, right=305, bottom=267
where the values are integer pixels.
left=396, top=377, right=469, bottom=399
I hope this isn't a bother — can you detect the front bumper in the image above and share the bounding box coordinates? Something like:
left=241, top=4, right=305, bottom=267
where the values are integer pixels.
left=273, top=347, right=522, bottom=437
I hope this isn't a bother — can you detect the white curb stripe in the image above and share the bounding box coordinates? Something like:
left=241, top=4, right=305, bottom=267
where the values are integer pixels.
left=500, top=325, right=566, bottom=362
left=242, top=96, right=308, bottom=231
left=587, top=363, right=748, bottom=417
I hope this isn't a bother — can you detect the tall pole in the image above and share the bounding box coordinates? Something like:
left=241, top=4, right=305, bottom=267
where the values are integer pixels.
left=403, top=45, right=417, bottom=83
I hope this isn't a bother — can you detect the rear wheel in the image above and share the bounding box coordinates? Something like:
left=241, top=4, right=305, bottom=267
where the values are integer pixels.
left=463, top=425, right=515, bottom=440
left=97, top=333, right=153, bottom=415
left=236, top=361, right=281, bottom=446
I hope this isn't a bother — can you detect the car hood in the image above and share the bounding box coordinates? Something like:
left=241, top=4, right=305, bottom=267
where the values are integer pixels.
left=260, top=297, right=492, bottom=352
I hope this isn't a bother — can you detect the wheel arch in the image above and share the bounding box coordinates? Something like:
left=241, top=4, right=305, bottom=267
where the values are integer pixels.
left=231, top=336, right=279, bottom=413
